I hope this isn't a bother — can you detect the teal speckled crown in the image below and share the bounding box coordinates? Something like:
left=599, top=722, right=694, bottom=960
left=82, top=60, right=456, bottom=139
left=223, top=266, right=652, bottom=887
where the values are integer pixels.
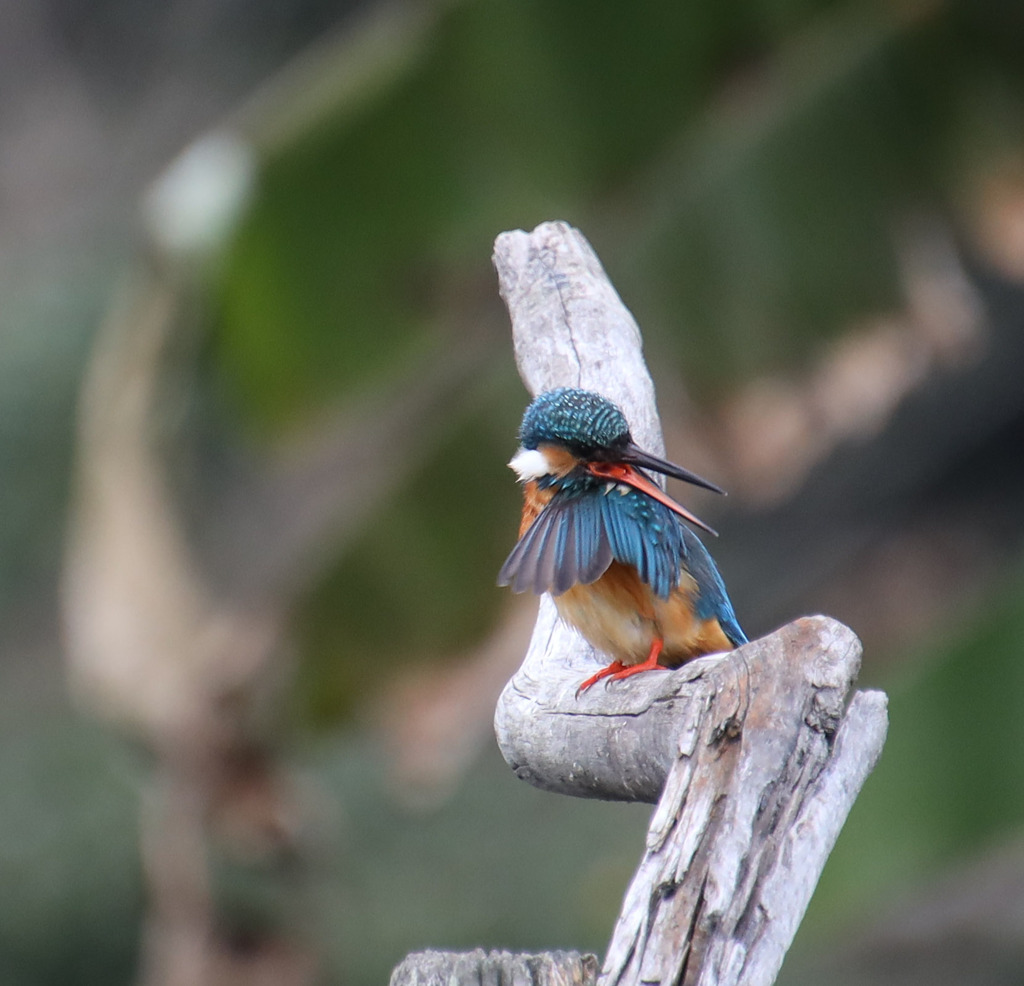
left=519, top=388, right=630, bottom=452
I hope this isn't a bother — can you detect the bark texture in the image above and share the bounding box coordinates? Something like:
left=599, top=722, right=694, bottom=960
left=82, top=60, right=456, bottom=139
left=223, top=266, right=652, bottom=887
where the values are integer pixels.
left=389, top=950, right=598, bottom=986
left=491, top=221, right=889, bottom=986
left=392, top=220, right=888, bottom=986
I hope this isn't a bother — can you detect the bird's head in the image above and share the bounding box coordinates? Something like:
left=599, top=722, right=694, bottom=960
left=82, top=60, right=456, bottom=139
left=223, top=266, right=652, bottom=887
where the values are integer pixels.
left=508, top=388, right=723, bottom=534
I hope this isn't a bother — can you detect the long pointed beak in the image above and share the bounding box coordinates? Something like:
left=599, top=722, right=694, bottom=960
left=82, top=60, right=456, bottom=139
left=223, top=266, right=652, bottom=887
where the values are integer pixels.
left=587, top=460, right=719, bottom=536
left=618, top=443, right=725, bottom=495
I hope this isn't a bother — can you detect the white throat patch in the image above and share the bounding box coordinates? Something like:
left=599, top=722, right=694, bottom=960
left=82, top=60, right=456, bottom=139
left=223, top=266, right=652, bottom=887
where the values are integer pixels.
left=508, top=447, right=551, bottom=483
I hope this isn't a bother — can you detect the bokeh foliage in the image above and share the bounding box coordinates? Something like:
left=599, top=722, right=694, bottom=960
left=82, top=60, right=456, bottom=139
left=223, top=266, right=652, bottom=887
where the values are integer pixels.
left=209, top=0, right=1024, bottom=724
left=4, top=0, right=1024, bottom=983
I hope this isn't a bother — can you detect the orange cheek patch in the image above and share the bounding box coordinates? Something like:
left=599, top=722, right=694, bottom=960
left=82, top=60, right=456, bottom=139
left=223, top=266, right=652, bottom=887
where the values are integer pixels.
left=537, top=443, right=579, bottom=477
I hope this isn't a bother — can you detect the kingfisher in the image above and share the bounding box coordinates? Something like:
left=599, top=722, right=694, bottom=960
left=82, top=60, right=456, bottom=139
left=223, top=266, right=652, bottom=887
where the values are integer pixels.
left=498, top=387, right=746, bottom=693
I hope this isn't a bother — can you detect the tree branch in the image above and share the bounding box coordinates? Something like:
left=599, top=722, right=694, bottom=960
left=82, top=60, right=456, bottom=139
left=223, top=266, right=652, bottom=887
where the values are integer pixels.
left=392, top=220, right=888, bottom=986
left=490, top=221, right=889, bottom=986
left=389, top=950, right=598, bottom=986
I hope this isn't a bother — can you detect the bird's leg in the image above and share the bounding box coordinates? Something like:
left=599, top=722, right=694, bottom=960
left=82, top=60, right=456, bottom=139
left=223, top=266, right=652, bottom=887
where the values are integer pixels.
left=606, top=638, right=666, bottom=683
left=575, top=661, right=627, bottom=696
left=576, top=639, right=668, bottom=695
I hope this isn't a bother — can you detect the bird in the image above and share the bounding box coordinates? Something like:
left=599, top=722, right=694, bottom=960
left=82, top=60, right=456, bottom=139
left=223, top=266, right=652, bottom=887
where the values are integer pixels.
left=498, top=387, right=746, bottom=693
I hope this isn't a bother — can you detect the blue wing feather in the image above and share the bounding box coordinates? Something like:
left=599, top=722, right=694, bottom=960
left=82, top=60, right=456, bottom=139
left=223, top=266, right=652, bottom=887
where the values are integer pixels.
left=599, top=488, right=747, bottom=644
left=553, top=505, right=578, bottom=594
left=600, top=489, right=683, bottom=599
left=499, top=485, right=746, bottom=647
left=497, top=503, right=557, bottom=594
left=498, top=493, right=613, bottom=596
left=678, top=524, right=747, bottom=645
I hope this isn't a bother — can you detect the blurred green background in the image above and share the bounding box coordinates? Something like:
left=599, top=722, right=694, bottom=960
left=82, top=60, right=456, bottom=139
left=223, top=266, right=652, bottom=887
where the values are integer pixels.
left=4, top=0, right=1024, bottom=983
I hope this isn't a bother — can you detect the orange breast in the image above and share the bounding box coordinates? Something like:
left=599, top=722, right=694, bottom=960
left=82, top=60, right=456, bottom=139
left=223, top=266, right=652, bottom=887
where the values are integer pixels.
left=554, top=562, right=735, bottom=667
left=519, top=481, right=553, bottom=536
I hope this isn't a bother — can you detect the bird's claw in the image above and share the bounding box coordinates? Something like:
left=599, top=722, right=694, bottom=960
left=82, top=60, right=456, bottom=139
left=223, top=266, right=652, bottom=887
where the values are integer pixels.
left=575, top=661, right=626, bottom=697
left=575, top=644, right=668, bottom=697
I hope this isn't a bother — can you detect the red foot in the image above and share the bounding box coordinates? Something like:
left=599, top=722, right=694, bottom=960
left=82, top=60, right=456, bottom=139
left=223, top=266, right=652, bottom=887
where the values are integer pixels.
left=576, top=661, right=626, bottom=695
left=576, top=640, right=666, bottom=695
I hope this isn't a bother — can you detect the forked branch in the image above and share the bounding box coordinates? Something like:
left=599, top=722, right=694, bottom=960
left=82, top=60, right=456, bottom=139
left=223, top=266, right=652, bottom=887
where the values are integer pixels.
left=491, top=221, right=888, bottom=986
left=389, top=221, right=887, bottom=986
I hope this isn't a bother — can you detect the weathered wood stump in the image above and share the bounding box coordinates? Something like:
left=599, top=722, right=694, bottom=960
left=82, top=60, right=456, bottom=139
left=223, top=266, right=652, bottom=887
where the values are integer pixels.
left=390, top=950, right=598, bottom=986
left=390, top=221, right=888, bottom=986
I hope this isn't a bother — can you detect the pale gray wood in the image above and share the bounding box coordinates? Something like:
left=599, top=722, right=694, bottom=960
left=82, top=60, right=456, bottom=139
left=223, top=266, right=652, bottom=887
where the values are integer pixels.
left=389, top=949, right=598, bottom=986
left=493, top=220, right=688, bottom=802
left=489, top=220, right=889, bottom=986
left=599, top=645, right=888, bottom=986
left=493, top=221, right=664, bottom=457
